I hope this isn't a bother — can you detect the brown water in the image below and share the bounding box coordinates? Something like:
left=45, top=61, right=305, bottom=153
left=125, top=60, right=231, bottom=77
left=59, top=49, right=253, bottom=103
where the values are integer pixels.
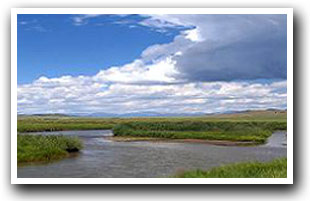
left=17, top=130, right=287, bottom=178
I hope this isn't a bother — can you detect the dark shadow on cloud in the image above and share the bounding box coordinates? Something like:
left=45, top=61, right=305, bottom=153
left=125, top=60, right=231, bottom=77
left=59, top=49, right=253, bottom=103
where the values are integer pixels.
left=175, top=15, right=287, bottom=82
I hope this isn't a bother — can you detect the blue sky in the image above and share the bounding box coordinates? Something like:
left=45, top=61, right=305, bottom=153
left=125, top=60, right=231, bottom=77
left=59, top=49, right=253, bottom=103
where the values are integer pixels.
left=17, top=14, right=287, bottom=114
left=18, top=14, right=187, bottom=84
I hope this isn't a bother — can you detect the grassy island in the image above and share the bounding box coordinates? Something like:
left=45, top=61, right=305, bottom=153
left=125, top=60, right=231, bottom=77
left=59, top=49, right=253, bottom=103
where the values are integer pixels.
left=113, top=120, right=286, bottom=144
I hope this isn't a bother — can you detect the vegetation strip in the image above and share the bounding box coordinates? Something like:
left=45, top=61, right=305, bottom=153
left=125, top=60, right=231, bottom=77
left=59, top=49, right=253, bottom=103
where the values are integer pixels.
left=17, top=135, right=83, bottom=164
left=113, top=121, right=286, bottom=144
left=174, top=158, right=287, bottom=178
left=17, top=110, right=286, bottom=133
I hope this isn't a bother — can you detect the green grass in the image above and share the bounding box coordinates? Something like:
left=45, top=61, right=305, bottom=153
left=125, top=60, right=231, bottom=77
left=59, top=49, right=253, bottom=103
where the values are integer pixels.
left=17, top=110, right=286, bottom=145
left=17, top=134, right=83, bottom=164
left=17, top=110, right=287, bottom=133
left=17, top=117, right=115, bottom=132
left=113, top=121, right=286, bottom=144
left=174, top=158, right=287, bottom=178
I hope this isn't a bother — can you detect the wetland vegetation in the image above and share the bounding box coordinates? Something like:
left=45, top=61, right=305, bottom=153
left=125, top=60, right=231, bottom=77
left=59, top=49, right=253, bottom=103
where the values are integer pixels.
left=17, top=110, right=287, bottom=177
left=113, top=120, right=286, bottom=144
left=17, top=135, right=83, bottom=165
left=175, top=158, right=287, bottom=178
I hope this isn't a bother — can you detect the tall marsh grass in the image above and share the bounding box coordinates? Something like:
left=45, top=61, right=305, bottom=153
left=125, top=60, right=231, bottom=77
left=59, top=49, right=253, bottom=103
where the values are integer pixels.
left=113, top=121, right=286, bottom=144
left=17, top=135, right=83, bottom=164
left=174, top=158, right=287, bottom=178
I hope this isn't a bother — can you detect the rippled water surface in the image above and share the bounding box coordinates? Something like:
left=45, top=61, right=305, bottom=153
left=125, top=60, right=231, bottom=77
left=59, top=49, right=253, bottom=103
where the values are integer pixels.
left=18, top=130, right=287, bottom=178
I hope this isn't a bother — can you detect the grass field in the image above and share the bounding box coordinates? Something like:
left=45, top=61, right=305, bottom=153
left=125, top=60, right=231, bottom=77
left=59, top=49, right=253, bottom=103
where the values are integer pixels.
left=17, top=110, right=286, bottom=131
left=17, top=135, right=83, bottom=164
left=174, top=158, right=287, bottom=178
left=17, top=117, right=116, bottom=132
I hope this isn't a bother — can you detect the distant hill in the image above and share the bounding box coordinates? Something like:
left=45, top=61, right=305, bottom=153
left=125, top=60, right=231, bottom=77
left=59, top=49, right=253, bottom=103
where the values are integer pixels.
left=69, top=111, right=206, bottom=118
left=204, top=109, right=287, bottom=120
left=17, top=111, right=206, bottom=118
left=18, top=113, right=71, bottom=117
left=18, top=109, right=287, bottom=119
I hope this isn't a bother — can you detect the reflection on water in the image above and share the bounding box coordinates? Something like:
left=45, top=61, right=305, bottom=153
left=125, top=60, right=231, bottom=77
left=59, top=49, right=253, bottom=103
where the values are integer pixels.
left=17, top=130, right=287, bottom=178
left=263, top=131, right=287, bottom=147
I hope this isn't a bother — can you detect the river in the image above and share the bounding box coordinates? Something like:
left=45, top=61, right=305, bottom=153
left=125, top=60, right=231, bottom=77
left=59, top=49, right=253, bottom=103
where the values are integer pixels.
left=17, top=130, right=287, bottom=178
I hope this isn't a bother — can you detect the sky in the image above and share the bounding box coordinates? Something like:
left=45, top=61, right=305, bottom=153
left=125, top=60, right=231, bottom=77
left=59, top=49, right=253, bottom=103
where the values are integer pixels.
left=17, top=14, right=287, bottom=115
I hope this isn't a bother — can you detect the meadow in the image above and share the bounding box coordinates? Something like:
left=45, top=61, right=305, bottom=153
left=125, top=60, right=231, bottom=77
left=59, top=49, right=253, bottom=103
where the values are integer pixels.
left=17, top=134, right=83, bottom=165
left=174, top=158, right=287, bottom=178
left=18, top=110, right=286, bottom=132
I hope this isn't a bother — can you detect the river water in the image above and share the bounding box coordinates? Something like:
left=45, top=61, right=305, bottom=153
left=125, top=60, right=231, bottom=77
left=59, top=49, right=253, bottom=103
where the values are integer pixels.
left=17, top=130, right=287, bottom=178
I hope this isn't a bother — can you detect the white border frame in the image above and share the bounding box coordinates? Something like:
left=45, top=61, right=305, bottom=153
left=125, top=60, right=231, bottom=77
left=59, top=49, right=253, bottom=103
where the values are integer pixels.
left=11, top=8, right=293, bottom=184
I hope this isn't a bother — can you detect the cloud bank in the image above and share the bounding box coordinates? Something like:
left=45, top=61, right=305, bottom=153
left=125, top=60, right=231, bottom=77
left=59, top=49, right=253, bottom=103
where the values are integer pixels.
left=18, top=73, right=287, bottom=114
left=138, top=14, right=287, bottom=82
